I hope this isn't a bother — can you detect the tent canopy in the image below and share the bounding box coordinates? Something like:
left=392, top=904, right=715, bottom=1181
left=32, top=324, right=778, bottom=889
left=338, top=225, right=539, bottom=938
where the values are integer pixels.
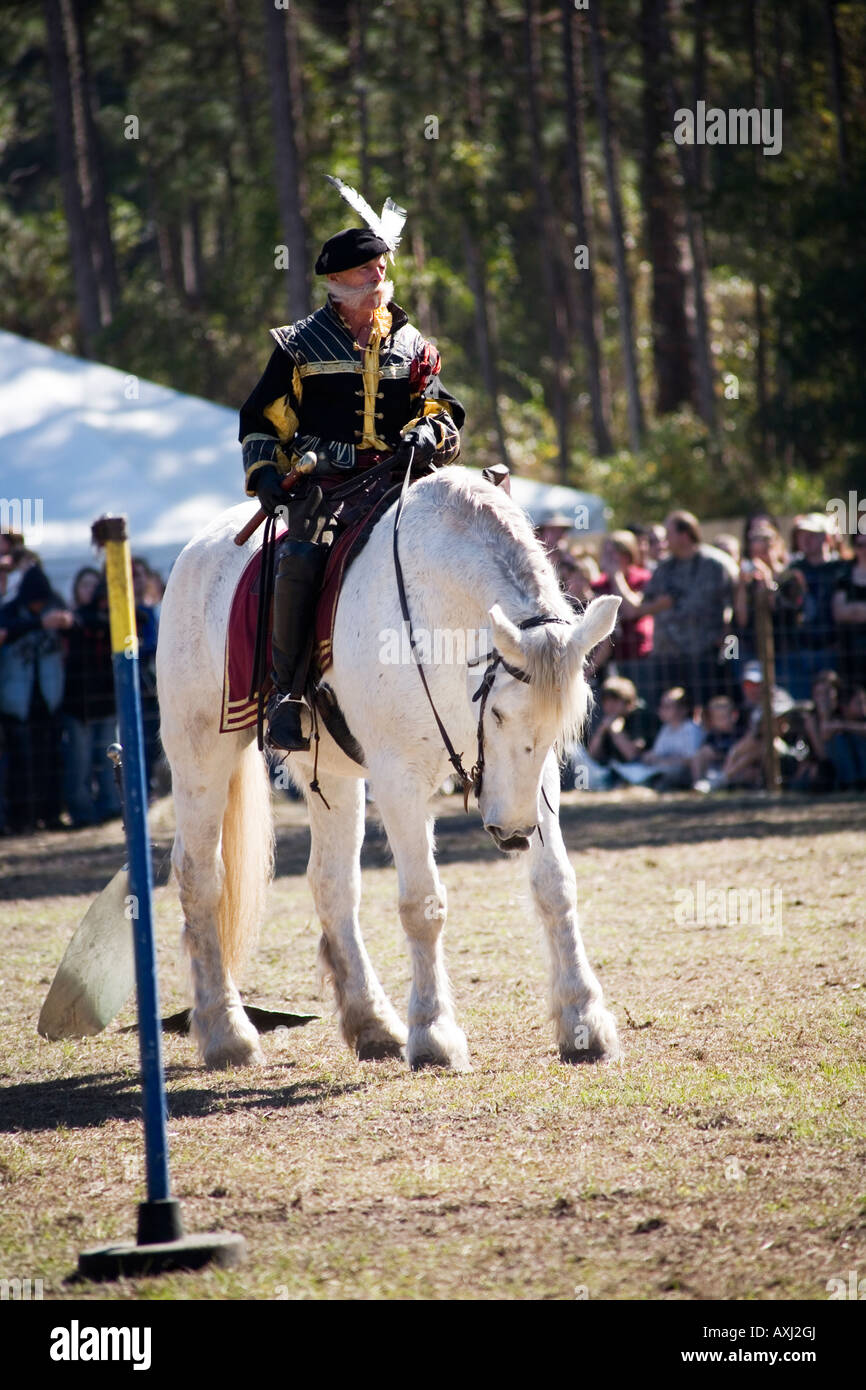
left=0, top=331, right=607, bottom=600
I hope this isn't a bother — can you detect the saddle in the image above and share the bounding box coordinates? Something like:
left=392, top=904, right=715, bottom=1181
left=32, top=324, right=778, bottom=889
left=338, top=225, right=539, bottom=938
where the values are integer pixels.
left=220, top=475, right=401, bottom=766
left=221, top=460, right=511, bottom=765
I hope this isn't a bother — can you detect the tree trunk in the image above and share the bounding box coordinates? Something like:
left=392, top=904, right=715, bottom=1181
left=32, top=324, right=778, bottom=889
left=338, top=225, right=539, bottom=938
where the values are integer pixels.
left=749, top=0, right=769, bottom=464
left=524, top=0, right=570, bottom=481
left=181, top=202, right=204, bottom=307
left=43, top=0, right=101, bottom=353
left=350, top=0, right=371, bottom=193
left=462, top=221, right=511, bottom=470
left=285, top=3, right=308, bottom=210
left=61, top=0, right=117, bottom=325
left=561, top=0, right=612, bottom=456
left=587, top=5, right=644, bottom=452
left=45, top=0, right=117, bottom=347
left=640, top=0, right=695, bottom=415
left=823, top=0, right=849, bottom=186
left=224, top=0, right=259, bottom=168
left=262, top=0, right=309, bottom=321
left=458, top=0, right=511, bottom=470
left=658, top=9, right=717, bottom=433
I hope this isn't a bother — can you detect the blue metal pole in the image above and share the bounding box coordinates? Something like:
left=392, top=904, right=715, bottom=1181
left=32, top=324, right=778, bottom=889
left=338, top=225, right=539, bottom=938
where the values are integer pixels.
left=93, top=517, right=178, bottom=1241
left=112, top=651, right=170, bottom=1202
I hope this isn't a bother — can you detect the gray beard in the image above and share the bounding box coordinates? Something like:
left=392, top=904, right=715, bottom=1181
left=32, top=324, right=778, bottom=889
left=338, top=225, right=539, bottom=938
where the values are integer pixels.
left=327, top=277, right=394, bottom=312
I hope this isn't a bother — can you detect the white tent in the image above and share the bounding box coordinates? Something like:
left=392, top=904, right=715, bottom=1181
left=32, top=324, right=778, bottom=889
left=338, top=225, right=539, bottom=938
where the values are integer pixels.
left=0, top=330, right=243, bottom=600
left=0, top=331, right=607, bottom=601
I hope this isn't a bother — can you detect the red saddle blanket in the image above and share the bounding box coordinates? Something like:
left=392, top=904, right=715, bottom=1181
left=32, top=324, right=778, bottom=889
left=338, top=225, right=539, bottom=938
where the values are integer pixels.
left=220, top=489, right=396, bottom=734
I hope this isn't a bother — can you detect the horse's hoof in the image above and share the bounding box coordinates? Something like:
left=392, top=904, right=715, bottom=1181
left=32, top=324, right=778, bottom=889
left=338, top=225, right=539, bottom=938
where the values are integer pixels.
left=357, top=1038, right=406, bottom=1062
left=556, top=1006, right=621, bottom=1065
left=193, top=1008, right=265, bottom=1070
left=410, top=1053, right=473, bottom=1073
left=407, top=1021, right=471, bottom=1072
left=559, top=1041, right=620, bottom=1065
left=203, top=1039, right=265, bottom=1070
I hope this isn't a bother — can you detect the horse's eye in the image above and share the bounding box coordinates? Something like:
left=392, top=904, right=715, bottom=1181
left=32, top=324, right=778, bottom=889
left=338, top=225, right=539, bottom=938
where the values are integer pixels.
left=491, top=707, right=504, bottom=726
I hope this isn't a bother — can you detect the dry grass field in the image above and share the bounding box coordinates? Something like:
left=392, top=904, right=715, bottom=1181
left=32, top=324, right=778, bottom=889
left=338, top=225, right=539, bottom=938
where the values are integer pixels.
left=1, top=787, right=864, bottom=1302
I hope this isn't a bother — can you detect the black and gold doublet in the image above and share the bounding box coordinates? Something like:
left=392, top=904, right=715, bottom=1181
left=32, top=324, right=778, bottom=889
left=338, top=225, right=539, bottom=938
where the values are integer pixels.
left=239, top=298, right=464, bottom=493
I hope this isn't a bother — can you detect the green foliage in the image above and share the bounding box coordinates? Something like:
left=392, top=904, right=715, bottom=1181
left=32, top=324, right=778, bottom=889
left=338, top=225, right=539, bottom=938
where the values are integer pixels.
left=1, top=0, right=863, bottom=522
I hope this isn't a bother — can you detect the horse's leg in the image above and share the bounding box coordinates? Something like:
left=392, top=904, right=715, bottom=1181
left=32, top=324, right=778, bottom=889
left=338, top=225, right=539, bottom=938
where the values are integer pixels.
left=370, top=776, right=470, bottom=1072
left=529, top=751, right=621, bottom=1063
left=304, top=772, right=407, bottom=1059
left=170, top=734, right=267, bottom=1068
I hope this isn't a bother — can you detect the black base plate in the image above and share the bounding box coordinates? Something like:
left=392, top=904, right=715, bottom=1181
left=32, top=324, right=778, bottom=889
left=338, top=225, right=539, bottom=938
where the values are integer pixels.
left=78, top=1231, right=246, bottom=1280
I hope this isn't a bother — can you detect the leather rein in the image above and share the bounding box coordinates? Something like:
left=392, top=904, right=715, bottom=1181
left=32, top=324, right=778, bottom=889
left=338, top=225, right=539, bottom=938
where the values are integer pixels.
left=392, top=450, right=567, bottom=813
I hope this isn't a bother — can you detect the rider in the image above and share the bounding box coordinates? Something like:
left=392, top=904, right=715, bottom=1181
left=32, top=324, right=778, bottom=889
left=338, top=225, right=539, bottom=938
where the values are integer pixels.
left=239, top=225, right=465, bottom=751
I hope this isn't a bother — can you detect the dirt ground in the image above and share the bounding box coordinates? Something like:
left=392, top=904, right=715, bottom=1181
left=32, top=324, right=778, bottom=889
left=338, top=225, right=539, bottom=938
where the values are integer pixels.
left=1, top=787, right=864, bottom=1301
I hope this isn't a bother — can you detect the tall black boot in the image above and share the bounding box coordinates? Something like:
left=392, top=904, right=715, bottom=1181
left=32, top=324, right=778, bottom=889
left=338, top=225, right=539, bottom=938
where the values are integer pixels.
left=267, top=538, right=329, bottom=751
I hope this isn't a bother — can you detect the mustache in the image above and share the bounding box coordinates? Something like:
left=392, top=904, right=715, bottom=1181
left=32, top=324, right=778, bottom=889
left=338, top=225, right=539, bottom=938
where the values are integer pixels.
left=327, top=277, right=394, bottom=310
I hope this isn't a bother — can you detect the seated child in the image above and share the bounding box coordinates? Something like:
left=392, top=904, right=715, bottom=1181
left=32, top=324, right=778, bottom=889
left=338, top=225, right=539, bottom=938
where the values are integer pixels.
left=613, top=687, right=704, bottom=790
left=692, top=694, right=739, bottom=791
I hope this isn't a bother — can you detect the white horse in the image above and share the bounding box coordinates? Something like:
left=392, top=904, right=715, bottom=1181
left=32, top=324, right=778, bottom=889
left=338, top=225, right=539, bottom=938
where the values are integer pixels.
left=156, top=466, right=621, bottom=1071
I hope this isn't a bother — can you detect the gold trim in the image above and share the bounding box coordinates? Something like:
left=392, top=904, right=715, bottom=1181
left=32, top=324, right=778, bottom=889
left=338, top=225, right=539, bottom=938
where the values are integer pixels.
left=263, top=395, right=299, bottom=444
left=360, top=317, right=390, bottom=449
left=296, top=359, right=410, bottom=380
left=298, top=359, right=359, bottom=378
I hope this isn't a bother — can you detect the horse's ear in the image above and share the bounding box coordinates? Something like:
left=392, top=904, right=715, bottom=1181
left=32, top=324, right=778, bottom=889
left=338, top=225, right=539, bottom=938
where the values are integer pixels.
left=488, top=603, right=525, bottom=665
left=572, top=594, right=621, bottom=653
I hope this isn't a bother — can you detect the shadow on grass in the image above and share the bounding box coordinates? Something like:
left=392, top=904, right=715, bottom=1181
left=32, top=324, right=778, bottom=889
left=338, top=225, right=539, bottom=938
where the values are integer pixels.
left=0, top=838, right=174, bottom=904
left=250, top=792, right=866, bottom=878
left=3, top=794, right=862, bottom=902
left=0, top=1067, right=361, bottom=1132
left=427, top=792, right=866, bottom=864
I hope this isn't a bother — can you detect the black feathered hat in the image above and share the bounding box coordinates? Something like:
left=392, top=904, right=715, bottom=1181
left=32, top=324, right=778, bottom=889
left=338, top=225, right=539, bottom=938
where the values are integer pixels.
left=315, top=228, right=390, bottom=276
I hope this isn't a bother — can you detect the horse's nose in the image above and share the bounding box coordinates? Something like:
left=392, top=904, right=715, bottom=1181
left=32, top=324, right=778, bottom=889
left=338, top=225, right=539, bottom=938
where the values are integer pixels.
left=485, top=824, right=536, bottom=852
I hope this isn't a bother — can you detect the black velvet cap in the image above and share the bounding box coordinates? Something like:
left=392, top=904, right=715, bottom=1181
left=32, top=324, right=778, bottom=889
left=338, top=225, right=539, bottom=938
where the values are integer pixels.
left=315, top=227, right=390, bottom=275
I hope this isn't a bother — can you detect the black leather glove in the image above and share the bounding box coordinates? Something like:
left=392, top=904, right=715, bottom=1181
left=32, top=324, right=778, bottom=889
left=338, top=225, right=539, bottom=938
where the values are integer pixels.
left=255, top=464, right=287, bottom=518
left=401, top=419, right=439, bottom=464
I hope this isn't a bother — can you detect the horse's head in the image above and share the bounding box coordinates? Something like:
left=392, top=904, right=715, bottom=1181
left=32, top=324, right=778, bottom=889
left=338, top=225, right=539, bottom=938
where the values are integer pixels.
left=470, top=595, right=620, bottom=852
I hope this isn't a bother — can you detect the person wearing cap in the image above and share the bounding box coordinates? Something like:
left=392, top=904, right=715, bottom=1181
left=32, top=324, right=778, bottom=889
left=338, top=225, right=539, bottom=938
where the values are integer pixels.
left=238, top=226, right=465, bottom=750
left=775, top=512, right=847, bottom=700
left=537, top=512, right=575, bottom=556
left=722, top=665, right=796, bottom=789
left=738, top=659, right=793, bottom=736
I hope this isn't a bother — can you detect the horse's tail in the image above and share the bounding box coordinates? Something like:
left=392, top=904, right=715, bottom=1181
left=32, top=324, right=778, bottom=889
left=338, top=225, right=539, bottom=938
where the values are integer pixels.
left=218, top=739, right=273, bottom=981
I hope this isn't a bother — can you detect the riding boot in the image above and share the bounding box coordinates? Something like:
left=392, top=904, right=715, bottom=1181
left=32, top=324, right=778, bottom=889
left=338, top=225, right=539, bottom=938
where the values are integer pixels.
left=267, top=538, right=329, bottom=751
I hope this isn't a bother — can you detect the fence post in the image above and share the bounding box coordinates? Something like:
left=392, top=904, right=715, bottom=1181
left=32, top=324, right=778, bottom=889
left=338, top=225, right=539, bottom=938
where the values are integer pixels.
left=754, top=584, right=781, bottom=791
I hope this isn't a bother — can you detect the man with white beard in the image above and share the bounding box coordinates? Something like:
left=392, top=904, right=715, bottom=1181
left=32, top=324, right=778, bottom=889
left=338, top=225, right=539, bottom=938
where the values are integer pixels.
left=239, top=226, right=464, bottom=750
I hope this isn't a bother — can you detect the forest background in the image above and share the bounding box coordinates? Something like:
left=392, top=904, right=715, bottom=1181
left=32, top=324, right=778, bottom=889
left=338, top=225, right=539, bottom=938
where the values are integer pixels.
left=3, top=0, right=864, bottom=526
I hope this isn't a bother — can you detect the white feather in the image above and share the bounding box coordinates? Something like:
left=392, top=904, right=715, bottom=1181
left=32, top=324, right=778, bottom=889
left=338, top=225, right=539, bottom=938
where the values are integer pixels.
left=380, top=197, right=407, bottom=252
left=325, top=175, right=407, bottom=254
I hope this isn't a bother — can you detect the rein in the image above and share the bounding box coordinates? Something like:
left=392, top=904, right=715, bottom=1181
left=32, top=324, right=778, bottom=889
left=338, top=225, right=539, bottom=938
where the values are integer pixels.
left=392, top=452, right=567, bottom=813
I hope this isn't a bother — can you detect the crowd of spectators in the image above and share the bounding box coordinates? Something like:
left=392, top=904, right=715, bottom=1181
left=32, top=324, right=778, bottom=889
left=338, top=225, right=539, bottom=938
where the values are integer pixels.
left=546, top=508, right=866, bottom=795
left=0, top=533, right=164, bottom=834
left=1, top=499, right=864, bottom=831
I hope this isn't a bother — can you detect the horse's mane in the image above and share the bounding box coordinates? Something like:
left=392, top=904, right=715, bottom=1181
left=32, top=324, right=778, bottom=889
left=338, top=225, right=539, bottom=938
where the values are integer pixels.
left=417, top=468, right=591, bottom=741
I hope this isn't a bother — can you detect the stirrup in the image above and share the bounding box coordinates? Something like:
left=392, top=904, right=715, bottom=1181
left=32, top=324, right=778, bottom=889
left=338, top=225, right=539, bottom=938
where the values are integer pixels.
left=266, top=692, right=310, bottom=752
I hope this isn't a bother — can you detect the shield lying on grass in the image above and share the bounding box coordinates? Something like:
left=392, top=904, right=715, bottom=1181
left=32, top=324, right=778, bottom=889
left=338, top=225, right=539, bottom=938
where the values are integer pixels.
left=38, top=867, right=317, bottom=1040
left=38, top=867, right=134, bottom=1040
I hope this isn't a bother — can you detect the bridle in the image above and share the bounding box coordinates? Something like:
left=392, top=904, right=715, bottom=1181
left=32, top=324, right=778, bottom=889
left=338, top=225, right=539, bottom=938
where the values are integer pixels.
left=466, top=614, right=566, bottom=808
left=392, top=450, right=567, bottom=814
